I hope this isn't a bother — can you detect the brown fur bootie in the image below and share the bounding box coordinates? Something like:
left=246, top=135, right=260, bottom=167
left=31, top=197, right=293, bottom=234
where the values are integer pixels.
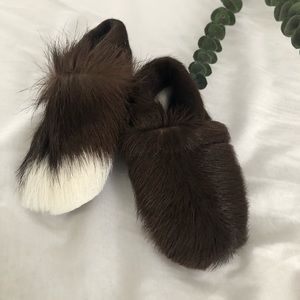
left=18, top=19, right=133, bottom=215
left=122, top=57, right=248, bottom=269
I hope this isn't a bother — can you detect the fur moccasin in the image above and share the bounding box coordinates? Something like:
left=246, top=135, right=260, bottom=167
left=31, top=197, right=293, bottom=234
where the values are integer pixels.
left=122, top=57, right=248, bottom=269
left=18, top=19, right=133, bottom=215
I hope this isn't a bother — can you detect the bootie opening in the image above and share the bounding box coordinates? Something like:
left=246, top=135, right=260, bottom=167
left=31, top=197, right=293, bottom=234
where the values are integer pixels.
left=87, top=19, right=131, bottom=52
left=126, top=57, right=216, bottom=136
left=144, top=58, right=202, bottom=110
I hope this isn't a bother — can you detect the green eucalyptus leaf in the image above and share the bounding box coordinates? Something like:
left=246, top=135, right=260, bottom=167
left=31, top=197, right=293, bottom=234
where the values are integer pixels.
left=204, top=63, right=212, bottom=76
left=291, top=27, right=300, bottom=47
left=221, top=0, right=243, bottom=13
left=206, top=50, right=218, bottom=64
left=283, top=15, right=300, bottom=36
left=189, top=61, right=212, bottom=77
left=194, top=49, right=218, bottom=64
left=287, top=2, right=300, bottom=17
left=189, top=61, right=203, bottom=74
left=198, top=36, right=218, bottom=51
left=190, top=73, right=208, bottom=90
left=205, top=22, right=226, bottom=40
left=281, top=2, right=300, bottom=36
left=213, top=39, right=222, bottom=52
left=274, top=0, right=289, bottom=21
left=193, top=49, right=210, bottom=61
left=279, top=1, right=295, bottom=22
left=211, top=7, right=236, bottom=25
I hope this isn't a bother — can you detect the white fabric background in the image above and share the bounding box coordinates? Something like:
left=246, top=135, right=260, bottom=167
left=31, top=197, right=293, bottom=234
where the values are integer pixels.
left=1, top=0, right=300, bottom=299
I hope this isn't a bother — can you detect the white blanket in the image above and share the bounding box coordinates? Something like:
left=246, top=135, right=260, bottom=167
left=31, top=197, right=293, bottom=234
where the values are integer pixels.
left=1, top=0, right=300, bottom=299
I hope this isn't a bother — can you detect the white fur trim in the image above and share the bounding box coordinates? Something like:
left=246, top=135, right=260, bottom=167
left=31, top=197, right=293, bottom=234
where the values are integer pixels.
left=20, top=154, right=112, bottom=215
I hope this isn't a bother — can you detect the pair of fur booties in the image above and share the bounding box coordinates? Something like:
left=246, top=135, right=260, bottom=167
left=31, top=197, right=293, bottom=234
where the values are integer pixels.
left=18, top=19, right=248, bottom=269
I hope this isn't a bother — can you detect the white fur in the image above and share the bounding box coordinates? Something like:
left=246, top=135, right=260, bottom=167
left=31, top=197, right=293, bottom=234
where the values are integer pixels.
left=20, top=154, right=112, bottom=215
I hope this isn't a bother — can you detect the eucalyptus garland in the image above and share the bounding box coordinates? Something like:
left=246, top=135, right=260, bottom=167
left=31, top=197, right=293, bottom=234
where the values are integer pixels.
left=190, top=0, right=300, bottom=90
left=265, top=0, right=300, bottom=50
left=189, top=0, right=243, bottom=90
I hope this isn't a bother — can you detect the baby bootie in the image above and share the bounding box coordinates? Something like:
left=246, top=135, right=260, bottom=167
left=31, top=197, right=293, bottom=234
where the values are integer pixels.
left=122, top=57, right=248, bottom=269
left=18, top=19, right=133, bottom=215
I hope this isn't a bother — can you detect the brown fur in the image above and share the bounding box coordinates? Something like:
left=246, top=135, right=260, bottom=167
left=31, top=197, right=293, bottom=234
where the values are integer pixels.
left=122, top=57, right=248, bottom=269
left=18, top=19, right=133, bottom=182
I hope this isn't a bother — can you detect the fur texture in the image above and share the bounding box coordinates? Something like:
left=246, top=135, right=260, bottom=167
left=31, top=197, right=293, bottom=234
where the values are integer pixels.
left=122, top=57, right=248, bottom=269
left=18, top=19, right=133, bottom=215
